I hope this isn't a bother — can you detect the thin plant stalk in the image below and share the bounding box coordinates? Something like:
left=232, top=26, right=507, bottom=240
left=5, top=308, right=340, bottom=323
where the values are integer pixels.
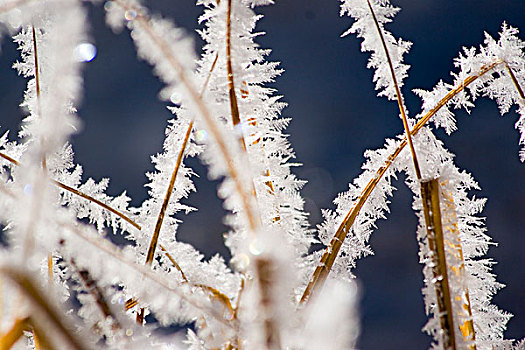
left=145, top=53, right=218, bottom=266
left=368, top=3, right=457, bottom=346
left=505, top=63, right=525, bottom=102
left=68, top=258, right=121, bottom=330
left=226, top=0, right=246, bottom=150
left=0, top=317, right=29, bottom=350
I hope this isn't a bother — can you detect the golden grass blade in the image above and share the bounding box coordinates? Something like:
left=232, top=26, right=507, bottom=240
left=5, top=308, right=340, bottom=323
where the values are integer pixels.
left=366, top=0, right=422, bottom=180
left=505, top=63, right=525, bottom=102
left=145, top=121, right=193, bottom=265
left=439, top=180, right=476, bottom=349
left=54, top=180, right=140, bottom=230
left=300, top=59, right=503, bottom=304
left=159, top=244, right=188, bottom=282
left=47, top=253, right=53, bottom=289
left=226, top=0, right=247, bottom=151
left=159, top=244, right=234, bottom=318
left=31, top=26, right=47, bottom=171
left=0, top=317, right=29, bottom=350
left=0, top=268, right=89, bottom=350
left=420, top=179, right=456, bottom=349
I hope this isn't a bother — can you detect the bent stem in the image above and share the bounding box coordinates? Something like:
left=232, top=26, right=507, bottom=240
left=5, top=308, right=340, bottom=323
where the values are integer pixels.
left=300, top=59, right=503, bottom=304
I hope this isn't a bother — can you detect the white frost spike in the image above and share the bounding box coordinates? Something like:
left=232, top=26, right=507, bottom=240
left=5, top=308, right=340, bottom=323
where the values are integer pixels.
left=340, top=0, right=412, bottom=101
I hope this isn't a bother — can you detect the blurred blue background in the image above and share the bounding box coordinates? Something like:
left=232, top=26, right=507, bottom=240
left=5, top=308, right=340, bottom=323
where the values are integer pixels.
left=1, top=0, right=524, bottom=348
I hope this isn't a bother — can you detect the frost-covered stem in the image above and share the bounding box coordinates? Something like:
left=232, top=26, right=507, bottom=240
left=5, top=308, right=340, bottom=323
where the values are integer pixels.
left=31, top=26, right=47, bottom=171
left=113, top=0, right=259, bottom=233
left=68, top=258, right=121, bottom=330
left=300, top=59, right=503, bottom=303
left=255, top=258, right=281, bottom=350
left=366, top=0, right=422, bottom=180
left=145, top=52, right=218, bottom=266
left=505, top=63, right=525, bottom=102
left=226, top=0, right=246, bottom=150
left=60, top=221, right=236, bottom=329
left=159, top=244, right=188, bottom=282
left=145, top=119, right=193, bottom=265
left=420, top=179, right=456, bottom=350
left=439, top=181, right=476, bottom=348
left=55, top=181, right=140, bottom=230
left=0, top=267, right=89, bottom=350
left=47, top=253, right=53, bottom=288
left=0, top=150, right=141, bottom=230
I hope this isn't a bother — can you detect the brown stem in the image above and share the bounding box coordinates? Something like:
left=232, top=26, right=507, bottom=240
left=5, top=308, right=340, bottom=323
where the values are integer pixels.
left=226, top=0, right=246, bottom=151
left=69, top=258, right=121, bottom=330
left=420, top=179, right=456, bottom=349
left=0, top=317, right=29, bottom=350
left=255, top=258, right=281, bottom=350
left=31, top=26, right=47, bottom=171
left=366, top=0, right=422, bottom=180
left=159, top=244, right=188, bottom=282
left=300, top=59, right=503, bottom=304
left=145, top=120, right=193, bottom=265
left=504, top=63, right=525, bottom=102
left=439, top=181, right=476, bottom=349
left=54, top=180, right=140, bottom=230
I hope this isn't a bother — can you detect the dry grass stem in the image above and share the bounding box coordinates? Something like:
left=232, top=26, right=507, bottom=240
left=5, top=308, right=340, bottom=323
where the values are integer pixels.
left=505, top=63, right=525, bottom=102
left=145, top=120, right=193, bottom=265
left=145, top=51, right=219, bottom=266
left=420, top=179, right=456, bottom=349
left=439, top=181, right=477, bottom=348
left=226, top=0, right=246, bottom=151
left=0, top=317, right=29, bottom=350
left=255, top=258, right=281, bottom=350
left=68, top=258, right=121, bottom=330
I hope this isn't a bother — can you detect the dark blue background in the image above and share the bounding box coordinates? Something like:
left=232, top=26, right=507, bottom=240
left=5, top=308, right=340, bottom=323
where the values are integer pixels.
left=1, top=1, right=524, bottom=348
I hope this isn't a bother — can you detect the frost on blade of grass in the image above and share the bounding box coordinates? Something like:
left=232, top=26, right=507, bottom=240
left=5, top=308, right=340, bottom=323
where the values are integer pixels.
left=0, top=0, right=524, bottom=349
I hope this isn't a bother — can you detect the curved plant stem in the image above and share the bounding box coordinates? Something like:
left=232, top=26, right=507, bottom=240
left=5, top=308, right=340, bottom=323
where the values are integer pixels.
left=300, top=59, right=503, bottom=304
